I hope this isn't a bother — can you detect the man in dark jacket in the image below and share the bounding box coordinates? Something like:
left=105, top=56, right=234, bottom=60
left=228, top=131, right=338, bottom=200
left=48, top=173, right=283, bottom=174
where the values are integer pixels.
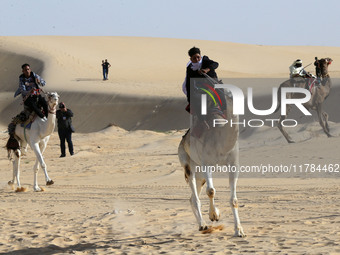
left=103, top=59, right=111, bottom=80
left=183, top=47, right=226, bottom=115
left=56, top=102, right=74, bottom=157
left=184, top=47, right=219, bottom=102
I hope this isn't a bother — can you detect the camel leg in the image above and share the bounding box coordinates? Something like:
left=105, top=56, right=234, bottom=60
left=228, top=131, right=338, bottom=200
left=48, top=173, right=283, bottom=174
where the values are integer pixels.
left=11, top=149, right=25, bottom=192
left=228, top=146, right=245, bottom=237
left=8, top=160, right=16, bottom=185
left=11, top=150, right=21, bottom=188
left=278, top=105, right=294, bottom=143
left=179, top=139, right=206, bottom=230
left=322, top=111, right=330, bottom=133
left=31, top=142, right=49, bottom=191
left=205, top=170, right=220, bottom=222
left=39, top=138, right=54, bottom=186
left=33, top=159, right=41, bottom=191
left=187, top=165, right=207, bottom=231
left=317, top=106, right=331, bottom=137
left=229, top=170, right=245, bottom=237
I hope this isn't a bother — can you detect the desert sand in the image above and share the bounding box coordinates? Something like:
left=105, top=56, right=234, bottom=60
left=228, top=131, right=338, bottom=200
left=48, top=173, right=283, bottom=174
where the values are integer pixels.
left=0, top=36, right=340, bottom=254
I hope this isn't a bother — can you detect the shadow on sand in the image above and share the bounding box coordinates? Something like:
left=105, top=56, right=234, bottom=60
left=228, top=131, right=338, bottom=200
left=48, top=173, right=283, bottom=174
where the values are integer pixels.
left=0, top=234, right=193, bottom=255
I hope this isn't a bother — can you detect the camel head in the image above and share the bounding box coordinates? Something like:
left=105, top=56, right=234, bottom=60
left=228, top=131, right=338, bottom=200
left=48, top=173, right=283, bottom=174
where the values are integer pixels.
left=317, top=58, right=333, bottom=77
left=202, top=90, right=230, bottom=129
left=46, top=92, right=59, bottom=111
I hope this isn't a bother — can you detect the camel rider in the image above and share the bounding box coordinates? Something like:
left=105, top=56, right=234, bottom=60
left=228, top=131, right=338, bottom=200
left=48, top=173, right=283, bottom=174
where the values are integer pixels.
left=289, top=59, right=317, bottom=78
left=182, top=47, right=226, bottom=115
left=314, top=57, right=322, bottom=78
left=8, top=64, right=48, bottom=137
left=14, top=63, right=48, bottom=119
left=314, top=57, right=323, bottom=84
left=289, top=59, right=309, bottom=78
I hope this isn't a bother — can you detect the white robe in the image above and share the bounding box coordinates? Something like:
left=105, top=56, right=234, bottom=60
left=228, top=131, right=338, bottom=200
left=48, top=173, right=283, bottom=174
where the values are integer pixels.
left=182, top=59, right=203, bottom=95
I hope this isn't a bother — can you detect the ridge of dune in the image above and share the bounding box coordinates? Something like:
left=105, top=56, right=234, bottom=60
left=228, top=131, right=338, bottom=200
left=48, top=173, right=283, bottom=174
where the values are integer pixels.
left=1, top=36, right=340, bottom=98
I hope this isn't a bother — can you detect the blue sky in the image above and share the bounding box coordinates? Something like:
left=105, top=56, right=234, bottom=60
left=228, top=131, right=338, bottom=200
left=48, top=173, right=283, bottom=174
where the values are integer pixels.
left=1, top=0, right=339, bottom=46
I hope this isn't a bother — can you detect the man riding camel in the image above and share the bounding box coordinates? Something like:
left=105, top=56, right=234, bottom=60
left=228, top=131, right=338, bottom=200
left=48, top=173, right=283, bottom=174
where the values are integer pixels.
left=8, top=64, right=48, bottom=136
left=182, top=47, right=226, bottom=115
left=15, top=63, right=48, bottom=118
left=289, top=59, right=312, bottom=78
left=183, top=47, right=219, bottom=100
left=182, top=47, right=227, bottom=137
left=289, top=59, right=320, bottom=93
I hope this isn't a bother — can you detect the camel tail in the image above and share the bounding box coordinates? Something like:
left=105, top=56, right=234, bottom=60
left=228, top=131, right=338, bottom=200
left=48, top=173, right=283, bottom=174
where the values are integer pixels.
left=6, top=136, right=20, bottom=159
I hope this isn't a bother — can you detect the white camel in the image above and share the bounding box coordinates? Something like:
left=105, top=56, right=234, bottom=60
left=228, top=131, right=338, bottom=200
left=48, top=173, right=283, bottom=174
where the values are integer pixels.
left=6, top=92, right=59, bottom=192
left=178, top=87, right=245, bottom=237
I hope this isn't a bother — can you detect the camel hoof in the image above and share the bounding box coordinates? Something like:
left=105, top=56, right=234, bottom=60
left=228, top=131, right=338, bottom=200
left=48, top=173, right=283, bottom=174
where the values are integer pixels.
left=15, top=187, right=27, bottom=192
left=199, top=225, right=208, bottom=231
left=288, top=140, right=295, bottom=144
left=46, top=180, right=54, bottom=186
left=8, top=181, right=14, bottom=185
left=235, top=233, right=247, bottom=238
left=234, top=228, right=246, bottom=238
left=209, top=207, right=220, bottom=222
left=34, top=187, right=45, bottom=192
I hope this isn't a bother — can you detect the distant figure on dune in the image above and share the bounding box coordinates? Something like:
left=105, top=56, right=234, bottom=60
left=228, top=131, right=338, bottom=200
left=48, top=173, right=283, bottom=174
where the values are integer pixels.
left=102, top=59, right=111, bottom=80
left=56, top=102, right=74, bottom=158
left=102, top=60, right=105, bottom=80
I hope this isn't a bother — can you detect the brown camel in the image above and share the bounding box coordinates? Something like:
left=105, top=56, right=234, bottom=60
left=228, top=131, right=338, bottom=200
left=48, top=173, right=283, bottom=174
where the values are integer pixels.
left=275, top=58, right=333, bottom=143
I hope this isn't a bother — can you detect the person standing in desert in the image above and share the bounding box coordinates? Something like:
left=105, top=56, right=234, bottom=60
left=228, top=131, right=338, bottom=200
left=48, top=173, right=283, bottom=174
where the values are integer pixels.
left=56, top=102, right=74, bottom=157
left=103, top=59, right=111, bottom=80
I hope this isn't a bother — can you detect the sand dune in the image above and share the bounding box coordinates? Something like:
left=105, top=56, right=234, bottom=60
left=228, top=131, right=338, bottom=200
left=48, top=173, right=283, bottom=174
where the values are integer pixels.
left=1, top=36, right=340, bottom=95
left=0, top=36, right=340, bottom=254
left=1, top=36, right=340, bottom=132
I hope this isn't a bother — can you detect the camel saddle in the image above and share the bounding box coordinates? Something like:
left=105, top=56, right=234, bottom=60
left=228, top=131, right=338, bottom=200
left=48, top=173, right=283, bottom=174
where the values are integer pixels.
left=20, top=113, right=37, bottom=129
left=305, top=77, right=320, bottom=93
left=8, top=109, right=36, bottom=136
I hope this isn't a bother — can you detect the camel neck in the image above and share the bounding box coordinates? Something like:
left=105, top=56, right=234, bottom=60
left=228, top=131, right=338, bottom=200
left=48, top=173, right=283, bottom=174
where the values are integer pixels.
left=40, top=106, right=57, bottom=137
left=321, top=76, right=331, bottom=87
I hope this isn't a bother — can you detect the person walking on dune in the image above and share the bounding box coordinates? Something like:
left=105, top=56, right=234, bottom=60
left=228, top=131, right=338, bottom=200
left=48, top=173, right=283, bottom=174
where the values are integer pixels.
left=101, top=60, right=106, bottom=80
left=102, top=59, right=111, bottom=80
